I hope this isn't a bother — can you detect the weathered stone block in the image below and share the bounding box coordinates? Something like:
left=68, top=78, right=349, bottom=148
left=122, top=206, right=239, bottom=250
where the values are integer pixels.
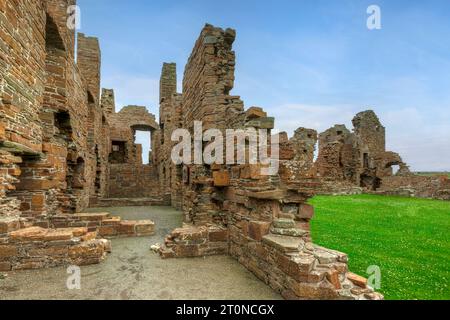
left=74, top=212, right=110, bottom=221
left=273, top=218, right=296, bottom=229
left=248, top=221, right=271, bottom=241
left=0, top=123, right=5, bottom=140
left=135, top=220, right=155, bottom=236
left=245, top=117, right=275, bottom=129
left=298, top=204, right=315, bottom=219
left=117, top=221, right=136, bottom=235
left=0, top=218, right=21, bottom=234
left=102, top=217, right=121, bottom=226
left=44, top=230, right=74, bottom=241
left=326, top=269, right=342, bottom=290
left=208, top=228, right=228, bottom=242
left=0, top=245, right=18, bottom=258
left=68, top=240, right=106, bottom=265
left=245, top=106, right=267, bottom=119
left=262, top=234, right=302, bottom=253
left=28, top=246, right=68, bottom=257
left=98, top=225, right=118, bottom=237
left=247, top=189, right=286, bottom=200
left=9, top=227, right=47, bottom=242
left=213, top=171, right=230, bottom=187
left=0, top=261, right=12, bottom=272
left=290, top=280, right=339, bottom=299
left=347, top=272, right=367, bottom=288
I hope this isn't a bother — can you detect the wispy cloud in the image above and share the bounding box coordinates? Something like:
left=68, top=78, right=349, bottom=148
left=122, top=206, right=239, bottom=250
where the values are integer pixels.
left=270, top=103, right=358, bottom=136
left=102, top=74, right=159, bottom=115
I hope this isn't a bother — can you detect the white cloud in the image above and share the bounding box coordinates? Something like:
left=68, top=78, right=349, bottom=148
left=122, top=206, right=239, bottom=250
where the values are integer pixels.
left=102, top=74, right=160, bottom=115
left=269, top=103, right=358, bottom=137
left=269, top=104, right=450, bottom=172
left=382, top=108, right=450, bottom=172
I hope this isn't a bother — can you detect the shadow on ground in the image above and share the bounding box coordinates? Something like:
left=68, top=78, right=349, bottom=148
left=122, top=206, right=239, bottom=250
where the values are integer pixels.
left=0, top=206, right=281, bottom=300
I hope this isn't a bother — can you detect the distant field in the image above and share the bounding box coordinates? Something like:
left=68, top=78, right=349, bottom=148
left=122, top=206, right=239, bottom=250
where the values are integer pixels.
left=415, top=172, right=450, bottom=178
left=309, top=194, right=450, bottom=300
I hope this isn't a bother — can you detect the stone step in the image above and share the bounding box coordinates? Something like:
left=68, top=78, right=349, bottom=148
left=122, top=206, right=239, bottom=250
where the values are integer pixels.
left=98, top=219, right=155, bottom=237
left=273, top=218, right=296, bottom=229
left=271, top=227, right=309, bottom=237
left=73, top=212, right=111, bottom=221
left=8, top=226, right=89, bottom=243
left=262, top=234, right=303, bottom=253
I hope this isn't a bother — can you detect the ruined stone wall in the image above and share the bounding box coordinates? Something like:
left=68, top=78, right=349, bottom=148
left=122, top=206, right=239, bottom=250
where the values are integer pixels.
left=0, top=0, right=47, bottom=218
left=156, top=63, right=180, bottom=205
left=100, top=88, right=115, bottom=116
left=377, top=175, right=450, bottom=200
left=159, top=24, right=382, bottom=300
left=179, top=24, right=244, bottom=224
left=311, top=111, right=424, bottom=195
left=106, top=103, right=161, bottom=200
left=76, top=33, right=109, bottom=205
left=1, top=0, right=112, bottom=221
left=353, top=110, right=385, bottom=154
left=315, top=125, right=359, bottom=183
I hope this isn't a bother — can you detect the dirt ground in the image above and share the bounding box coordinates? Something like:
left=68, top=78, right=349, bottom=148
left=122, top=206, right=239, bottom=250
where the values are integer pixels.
left=0, top=206, right=281, bottom=300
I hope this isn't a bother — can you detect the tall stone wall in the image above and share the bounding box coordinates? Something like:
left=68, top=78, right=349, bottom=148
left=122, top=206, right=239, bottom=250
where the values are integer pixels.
left=0, top=0, right=46, bottom=218
left=179, top=24, right=245, bottom=224
left=158, top=24, right=383, bottom=300
left=1, top=0, right=111, bottom=220
left=105, top=103, right=162, bottom=200
left=315, top=125, right=359, bottom=183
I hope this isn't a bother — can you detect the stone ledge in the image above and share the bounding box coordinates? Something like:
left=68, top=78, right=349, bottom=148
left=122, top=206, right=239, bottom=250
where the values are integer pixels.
left=262, top=234, right=303, bottom=253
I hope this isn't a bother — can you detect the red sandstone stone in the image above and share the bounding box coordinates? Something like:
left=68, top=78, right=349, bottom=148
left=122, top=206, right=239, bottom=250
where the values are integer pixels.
left=248, top=221, right=271, bottom=241
left=326, top=269, right=342, bottom=290
left=43, top=229, right=73, bottom=241
left=0, top=262, right=12, bottom=272
left=347, top=272, right=368, bottom=288
left=208, top=228, right=228, bottom=242
left=0, top=123, right=5, bottom=140
left=0, top=245, right=18, bottom=258
left=213, top=171, right=230, bottom=187
left=117, top=221, right=136, bottom=235
left=98, top=225, right=118, bottom=237
left=298, top=204, right=315, bottom=219
left=245, top=106, right=267, bottom=119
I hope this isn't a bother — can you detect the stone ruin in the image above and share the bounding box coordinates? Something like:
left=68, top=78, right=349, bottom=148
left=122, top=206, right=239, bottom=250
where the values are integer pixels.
left=312, top=111, right=449, bottom=199
left=1, top=0, right=445, bottom=300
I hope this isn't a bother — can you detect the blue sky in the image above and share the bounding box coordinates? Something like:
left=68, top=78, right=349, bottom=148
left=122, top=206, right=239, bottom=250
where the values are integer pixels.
left=77, top=0, right=450, bottom=170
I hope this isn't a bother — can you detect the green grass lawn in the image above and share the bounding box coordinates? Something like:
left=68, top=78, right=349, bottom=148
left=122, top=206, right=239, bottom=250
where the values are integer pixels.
left=309, top=194, right=450, bottom=300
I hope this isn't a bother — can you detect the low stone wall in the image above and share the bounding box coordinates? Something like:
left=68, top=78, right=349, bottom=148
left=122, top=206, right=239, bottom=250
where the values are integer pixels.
left=232, top=233, right=381, bottom=300
left=159, top=224, right=228, bottom=259
left=33, top=212, right=155, bottom=238
left=159, top=217, right=383, bottom=300
left=377, top=175, right=450, bottom=200
left=0, top=224, right=111, bottom=271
